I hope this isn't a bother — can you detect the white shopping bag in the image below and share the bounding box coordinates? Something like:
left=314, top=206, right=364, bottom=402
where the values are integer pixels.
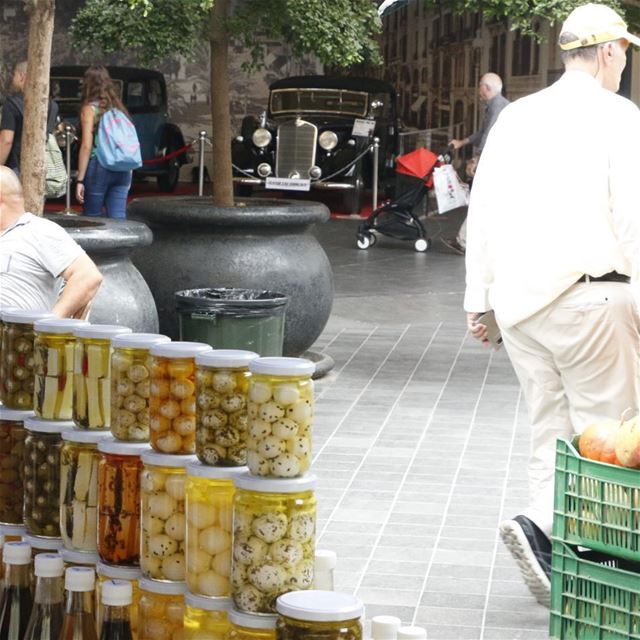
left=433, top=164, right=470, bottom=214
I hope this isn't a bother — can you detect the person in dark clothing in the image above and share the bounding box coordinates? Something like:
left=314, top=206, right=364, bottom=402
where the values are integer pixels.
left=0, top=61, right=59, bottom=175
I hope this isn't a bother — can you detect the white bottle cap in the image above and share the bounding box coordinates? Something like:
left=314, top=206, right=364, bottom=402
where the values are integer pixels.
left=34, top=553, right=64, bottom=577
left=102, top=579, right=133, bottom=607
left=372, top=616, right=402, bottom=640
left=315, top=549, right=337, bottom=572
left=4, top=541, right=32, bottom=565
left=65, top=566, right=96, bottom=591
left=397, top=627, right=427, bottom=640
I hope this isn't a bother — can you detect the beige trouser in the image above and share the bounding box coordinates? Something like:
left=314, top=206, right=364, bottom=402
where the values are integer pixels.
left=500, top=281, right=640, bottom=536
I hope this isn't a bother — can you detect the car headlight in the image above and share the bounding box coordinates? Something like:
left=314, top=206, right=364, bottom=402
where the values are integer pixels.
left=252, top=128, right=272, bottom=148
left=319, top=131, right=338, bottom=151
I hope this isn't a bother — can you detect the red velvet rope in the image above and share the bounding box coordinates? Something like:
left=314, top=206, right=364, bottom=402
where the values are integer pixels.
left=142, top=142, right=193, bottom=165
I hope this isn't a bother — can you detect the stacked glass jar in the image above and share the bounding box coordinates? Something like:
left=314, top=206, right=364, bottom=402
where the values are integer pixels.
left=0, top=408, right=31, bottom=527
left=110, top=333, right=171, bottom=441
left=72, top=324, right=132, bottom=431
left=1, top=310, right=53, bottom=409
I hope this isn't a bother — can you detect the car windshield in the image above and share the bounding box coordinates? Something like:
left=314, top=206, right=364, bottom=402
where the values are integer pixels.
left=270, top=88, right=368, bottom=117
left=50, top=77, right=123, bottom=102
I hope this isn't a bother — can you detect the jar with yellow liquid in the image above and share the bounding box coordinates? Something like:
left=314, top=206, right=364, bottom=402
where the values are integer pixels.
left=138, top=577, right=185, bottom=640
left=184, top=593, right=230, bottom=640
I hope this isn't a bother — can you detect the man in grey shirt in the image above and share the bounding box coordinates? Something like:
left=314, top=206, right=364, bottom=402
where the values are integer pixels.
left=443, top=73, right=509, bottom=255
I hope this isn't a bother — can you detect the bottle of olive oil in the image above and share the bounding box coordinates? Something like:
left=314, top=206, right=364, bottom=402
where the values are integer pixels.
left=0, top=541, right=34, bottom=640
left=59, top=566, right=98, bottom=640
left=23, top=553, right=65, bottom=640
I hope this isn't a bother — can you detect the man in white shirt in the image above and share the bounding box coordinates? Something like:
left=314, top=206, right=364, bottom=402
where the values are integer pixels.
left=0, top=167, right=103, bottom=317
left=464, top=3, right=640, bottom=606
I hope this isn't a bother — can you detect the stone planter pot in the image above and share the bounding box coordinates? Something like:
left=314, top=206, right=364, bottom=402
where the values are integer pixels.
left=46, top=214, right=158, bottom=332
left=127, top=197, right=334, bottom=356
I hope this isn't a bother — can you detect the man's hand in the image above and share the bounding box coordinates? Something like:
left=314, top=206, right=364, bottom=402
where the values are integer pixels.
left=76, top=182, right=85, bottom=204
left=450, top=138, right=466, bottom=150
left=467, top=312, right=490, bottom=347
left=465, top=156, right=479, bottom=179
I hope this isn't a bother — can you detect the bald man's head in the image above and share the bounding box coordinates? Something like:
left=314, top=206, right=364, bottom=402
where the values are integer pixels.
left=0, top=167, right=24, bottom=203
left=479, top=73, right=503, bottom=99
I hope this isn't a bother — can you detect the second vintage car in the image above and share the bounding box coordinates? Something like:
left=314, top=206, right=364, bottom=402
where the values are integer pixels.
left=50, top=66, right=189, bottom=192
left=232, top=75, right=399, bottom=214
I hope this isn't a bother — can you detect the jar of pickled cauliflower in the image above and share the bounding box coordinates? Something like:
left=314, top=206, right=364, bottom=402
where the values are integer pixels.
left=194, top=349, right=258, bottom=466
left=97, top=562, right=142, bottom=639
left=185, top=593, right=231, bottom=640
left=139, top=577, right=185, bottom=640
left=73, top=324, right=132, bottom=430
left=0, top=407, right=30, bottom=525
left=227, top=609, right=277, bottom=640
left=148, top=342, right=212, bottom=455
left=24, top=416, right=70, bottom=537
left=246, top=358, right=314, bottom=478
left=60, top=429, right=112, bottom=552
left=276, top=591, right=364, bottom=640
left=111, top=333, right=171, bottom=442
left=185, top=464, right=246, bottom=597
left=231, top=473, right=317, bottom=614
left=97, top=439, right=148, bottom=565
left=140, top=450, right=195, bottom=581
left=33, top=318, right=89, bottom=420
left=1, top=309, right=53, bottom=409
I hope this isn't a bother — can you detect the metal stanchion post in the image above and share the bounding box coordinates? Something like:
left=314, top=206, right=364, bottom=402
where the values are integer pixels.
left=64, top=125, right=74, bottom=214
left=198, top=130, right=207, bottom=197
left=371, top=137, right=380, bottom=211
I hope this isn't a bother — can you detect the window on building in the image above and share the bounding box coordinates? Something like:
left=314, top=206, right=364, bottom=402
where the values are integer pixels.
left=414, top=30, right=419, bottom=59
left=512, top=25, right=541, bottom=76
left=421, top=67, right=428, bottom=85
left=423, top=26, right=428, bottom=57
left=442, top=55, right=451, bottom=88
left=401, top=35, right=408, bottom=62
left=433, top=17, right=441, bottom=45
left=432, top=52, right=440, bottom=86
left=455, top=53, right=465, bottom=87
left=490, top=33, right=506, bottom=79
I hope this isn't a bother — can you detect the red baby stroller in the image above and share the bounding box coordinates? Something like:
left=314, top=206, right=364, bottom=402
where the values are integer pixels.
left=356, top=147, right=450, bottom=252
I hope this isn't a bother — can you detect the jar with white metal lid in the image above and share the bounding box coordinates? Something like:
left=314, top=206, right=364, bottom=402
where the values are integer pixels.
left=246, top=358, right=314, bottom=478
left=227, top=609, right=277, bottom=640
left=138, top=576, right=185, bottom=640
left=184, top=594, right=231, bottom=640
left=111, top=333, right=171, bottom=442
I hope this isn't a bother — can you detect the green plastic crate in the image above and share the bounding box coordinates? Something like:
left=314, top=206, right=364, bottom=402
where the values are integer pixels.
left=554, top=438, right=640, bottom=563
left=550, top=540, right=640, bottom=639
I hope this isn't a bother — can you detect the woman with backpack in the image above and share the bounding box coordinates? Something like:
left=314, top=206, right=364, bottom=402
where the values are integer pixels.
left=76, top=66, right=140, bottom=219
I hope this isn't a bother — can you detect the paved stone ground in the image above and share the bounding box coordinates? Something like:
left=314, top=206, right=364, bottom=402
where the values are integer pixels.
left=308, top=214, right=550, bottom=639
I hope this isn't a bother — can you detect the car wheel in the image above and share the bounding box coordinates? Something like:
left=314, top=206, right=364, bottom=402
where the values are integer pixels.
left=343, top=175, right=363, bottom=216
left=157, top=157, right=180, bottom=192
left=356, top=233, right=374, bottom=250
left=414, top=238, right=430, bottom=252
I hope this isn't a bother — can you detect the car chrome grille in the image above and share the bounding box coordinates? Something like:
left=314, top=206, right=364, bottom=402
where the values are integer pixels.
left=275, top=119, right=317, bottom=179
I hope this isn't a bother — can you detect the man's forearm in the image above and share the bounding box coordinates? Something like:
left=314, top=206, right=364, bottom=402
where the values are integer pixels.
left=0, top=139, right=11, bottom=166
left=53, top=271, right=103, bottom=318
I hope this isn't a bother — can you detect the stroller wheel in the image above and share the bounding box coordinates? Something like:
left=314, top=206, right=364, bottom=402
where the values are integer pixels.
left=414, top=238, right=430, bottom=252
left=356, top=233, right=374, bottom=250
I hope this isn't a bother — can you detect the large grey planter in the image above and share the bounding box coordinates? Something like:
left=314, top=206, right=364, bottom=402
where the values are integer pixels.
left=46, top=214, right=159, bottom=332
left=127, top=197, right=334, bottom=356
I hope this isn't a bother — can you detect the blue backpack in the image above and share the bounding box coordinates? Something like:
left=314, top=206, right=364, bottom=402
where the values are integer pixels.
left=96, top=108, right=142, bottom=171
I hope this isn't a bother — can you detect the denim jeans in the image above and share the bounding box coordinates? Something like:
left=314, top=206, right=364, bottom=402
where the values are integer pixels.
left=83, top=157, right=132, bottom=219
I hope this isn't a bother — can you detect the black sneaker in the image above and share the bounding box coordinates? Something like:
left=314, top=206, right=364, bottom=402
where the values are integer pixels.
left=440, top=237, right=465, bottom=255
left=499, top=515, right=552, bottom=607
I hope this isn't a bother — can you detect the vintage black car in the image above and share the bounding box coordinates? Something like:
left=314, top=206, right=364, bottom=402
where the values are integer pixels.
left=232, top=76, right=399, bottom=213
left=50, top=66, right=189, bottom=191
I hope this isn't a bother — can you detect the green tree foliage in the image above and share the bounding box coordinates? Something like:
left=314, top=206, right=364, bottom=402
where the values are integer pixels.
left=70, top=0, right=382, bottom=68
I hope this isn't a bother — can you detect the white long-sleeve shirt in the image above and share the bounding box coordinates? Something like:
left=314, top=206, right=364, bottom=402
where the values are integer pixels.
left=464, top=70, right=640, bottom=328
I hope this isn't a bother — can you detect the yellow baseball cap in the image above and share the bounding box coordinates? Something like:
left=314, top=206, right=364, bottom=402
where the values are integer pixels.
left=559, top=3, right=640, bottom=50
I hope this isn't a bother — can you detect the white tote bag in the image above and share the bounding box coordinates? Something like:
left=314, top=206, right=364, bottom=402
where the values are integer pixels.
left=433, top=164, right=469, bottom=214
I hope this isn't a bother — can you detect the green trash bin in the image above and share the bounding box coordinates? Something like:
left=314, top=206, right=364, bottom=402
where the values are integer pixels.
left=175, top=288, right=288, bottom=356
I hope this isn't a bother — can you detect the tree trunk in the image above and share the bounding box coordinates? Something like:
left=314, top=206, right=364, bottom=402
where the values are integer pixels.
left=209, top=0, right=234, bottom=207
left=21, top=0, right=56, bottom=215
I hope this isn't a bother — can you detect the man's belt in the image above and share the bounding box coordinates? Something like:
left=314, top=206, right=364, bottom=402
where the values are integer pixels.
left=576, top=271, right=630, bottom=284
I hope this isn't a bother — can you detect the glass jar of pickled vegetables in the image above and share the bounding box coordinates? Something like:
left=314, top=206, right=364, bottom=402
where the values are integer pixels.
left=24, top=533, right=64, bottom=556
left=111, top=333, right=171, bottom=442
left=97, top=439, right=148, bottom=565
left=194, top=349, right=258, bottom=466
left=96, top=562, right=141, bottom=639
left=138, top=577, right=185, bottom=640
left=185, top=464, right=246, bottom=597
left=60, top=547, right=100, bottom=568
left=275, top=591, right=363, bottom=640
left=1, top=309, right=54, bottom=409
left=73, top=324, right=132, bottom=430
left=0, top=407, right=30, bottom=525
left=227, top=609, right=277, bottom=640
left=246, top=358, right=314, bottom=478
left=140, top=450, right=195, bottom=581
left=149, top=342, right=212, bottom=455
left=33, top=318, right=89, bottom=420
left=60, top=430, right=112, bottom=553
left=231, top=473, right=317, bottom=614
left=184, top=593, right=231, bottom=640
left=24, top=416, right=70, bottom=537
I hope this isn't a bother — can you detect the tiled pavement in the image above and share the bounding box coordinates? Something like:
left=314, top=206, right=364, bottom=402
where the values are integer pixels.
left=308, top=215, right=549, bottom=639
